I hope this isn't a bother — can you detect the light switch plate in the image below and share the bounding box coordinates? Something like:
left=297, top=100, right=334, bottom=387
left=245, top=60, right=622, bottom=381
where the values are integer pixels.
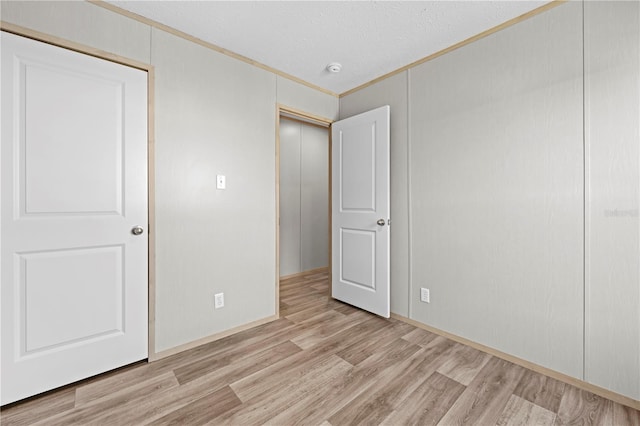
left=420, top=287, right=430, bottom=303
left=216, top=175, right=226, bottom=190
left=214, top=292, right=224, bottom=309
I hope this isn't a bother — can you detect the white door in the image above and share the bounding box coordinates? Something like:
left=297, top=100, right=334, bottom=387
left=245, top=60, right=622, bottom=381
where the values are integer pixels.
left=332, top=106, right=390, bottom=317
left=1, top=32, right=148, bottom=405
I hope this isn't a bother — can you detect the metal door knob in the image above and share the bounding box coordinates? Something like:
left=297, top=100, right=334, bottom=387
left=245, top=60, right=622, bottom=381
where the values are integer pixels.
left=131, top=226, right=144, bottom=235
left=377, top=219, right=385, bottom=226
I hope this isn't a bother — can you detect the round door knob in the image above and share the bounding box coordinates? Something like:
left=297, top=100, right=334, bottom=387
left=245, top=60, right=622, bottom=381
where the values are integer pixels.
left=131, top=226, right=144, bottom=235
left=377, top=219, right=385, bottom=226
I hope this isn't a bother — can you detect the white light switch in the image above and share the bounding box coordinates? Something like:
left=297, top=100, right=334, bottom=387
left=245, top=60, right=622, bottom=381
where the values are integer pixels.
left=216, top=175, right=226, bottom=190
left=214, top=292, right=224, bottom=309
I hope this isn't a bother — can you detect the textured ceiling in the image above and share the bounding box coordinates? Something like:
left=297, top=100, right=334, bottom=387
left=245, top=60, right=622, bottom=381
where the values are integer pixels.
left=107, top=1, right=550, bottom=95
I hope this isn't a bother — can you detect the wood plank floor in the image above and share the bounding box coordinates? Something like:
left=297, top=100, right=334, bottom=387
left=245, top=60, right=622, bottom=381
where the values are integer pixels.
left=2, top=270, right=639, bottom=425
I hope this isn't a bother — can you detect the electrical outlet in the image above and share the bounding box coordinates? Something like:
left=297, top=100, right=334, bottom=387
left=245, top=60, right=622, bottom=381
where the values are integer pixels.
left=214, top=292, right=224, bottom=309
left=420, top=288, right=430, bottom=303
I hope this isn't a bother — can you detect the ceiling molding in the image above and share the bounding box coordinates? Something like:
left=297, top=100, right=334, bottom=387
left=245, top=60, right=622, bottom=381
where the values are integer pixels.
left=89, top=0, right=340, bottom=98
left=339, top=0, right=567, bottom=98
left=90, top=0, right=562, bottom=100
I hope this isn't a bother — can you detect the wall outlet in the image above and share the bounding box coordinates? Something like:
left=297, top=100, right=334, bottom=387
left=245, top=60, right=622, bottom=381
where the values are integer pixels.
left=214, top=292, right=224, bottom=309
left=420, top=288, right=430, bottom=303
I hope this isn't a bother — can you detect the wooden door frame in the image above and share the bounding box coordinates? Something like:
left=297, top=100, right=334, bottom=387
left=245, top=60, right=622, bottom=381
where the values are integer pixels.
left=0, top=23, right=159, bottom=361
left=275, top=104, right=333, bottom=316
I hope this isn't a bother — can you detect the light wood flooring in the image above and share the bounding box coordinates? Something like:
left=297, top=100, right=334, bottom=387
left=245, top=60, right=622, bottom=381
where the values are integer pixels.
left=2, top=270, right=639, bottom=425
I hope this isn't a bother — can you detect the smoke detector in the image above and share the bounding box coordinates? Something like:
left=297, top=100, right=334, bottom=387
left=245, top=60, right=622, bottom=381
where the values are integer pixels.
left=326, top=62, right=342, bottom=73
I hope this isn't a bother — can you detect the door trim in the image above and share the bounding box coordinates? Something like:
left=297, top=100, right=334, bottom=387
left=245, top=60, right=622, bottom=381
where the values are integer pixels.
left=0, top=23, right=158, bottom=361
left=275, top=104, right=333, bottom=317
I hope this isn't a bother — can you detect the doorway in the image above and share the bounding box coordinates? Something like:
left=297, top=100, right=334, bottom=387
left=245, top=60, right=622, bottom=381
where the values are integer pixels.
left=276, top=106, right=332, bottom=315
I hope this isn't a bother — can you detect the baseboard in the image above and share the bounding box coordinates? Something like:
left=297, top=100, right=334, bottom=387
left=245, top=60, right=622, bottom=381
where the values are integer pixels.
left=148, top=314, right=279, bottom=362
left=280, top=266, right=329, bottom=281
left=390, top=313, right=640, bottom=411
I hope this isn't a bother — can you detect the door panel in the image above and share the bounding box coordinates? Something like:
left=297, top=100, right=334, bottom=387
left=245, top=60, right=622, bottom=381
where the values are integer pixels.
left=21, top=246, right=124, bottom=353
left=340, top=124, right=375, bottom=211
left=23, top=62, right=123, bottom=214
left=332, top=106, right=390, bottom=318
left=340, top=229, right=375, bottom=289
left=1, top=32, right=148, bottom=404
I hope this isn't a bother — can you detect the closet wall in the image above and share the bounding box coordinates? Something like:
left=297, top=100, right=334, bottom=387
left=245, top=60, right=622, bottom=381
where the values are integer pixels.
left=279, top=118, right=329, bottom=277
left=341, top=0, right=640, bottom=401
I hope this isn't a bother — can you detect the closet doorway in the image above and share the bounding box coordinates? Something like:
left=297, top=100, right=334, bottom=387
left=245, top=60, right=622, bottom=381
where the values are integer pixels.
left=276, top=106, right=332, bottom=314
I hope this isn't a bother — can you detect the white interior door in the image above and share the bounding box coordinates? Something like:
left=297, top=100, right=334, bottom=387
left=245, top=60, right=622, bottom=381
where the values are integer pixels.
left=1, top=32, right=148, bottom=405
left=332, top=105, right=390, bottom=317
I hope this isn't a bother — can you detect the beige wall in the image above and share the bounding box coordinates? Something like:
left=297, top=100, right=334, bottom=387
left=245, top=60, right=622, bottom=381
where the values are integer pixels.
left=150, top=28, right=278, bottom=352
left=1, top=0, right=338, bottom=354
left=409, top=1, right=584, bottom=378
left=340, top=0, right=640, bottom=401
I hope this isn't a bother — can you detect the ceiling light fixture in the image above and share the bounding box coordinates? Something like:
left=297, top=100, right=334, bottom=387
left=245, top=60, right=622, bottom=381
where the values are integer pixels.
left=326, top=62, right=342, bottom=73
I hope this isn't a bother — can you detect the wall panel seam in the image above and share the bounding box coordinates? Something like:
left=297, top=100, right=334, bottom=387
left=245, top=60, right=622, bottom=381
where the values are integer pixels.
left=581, top=0, right=587, bottom=383
left=299, top=124, right=304, bottom=272
left=638, top=0, right=640, bottom=398
left=406, top=68, right=413, bottom=320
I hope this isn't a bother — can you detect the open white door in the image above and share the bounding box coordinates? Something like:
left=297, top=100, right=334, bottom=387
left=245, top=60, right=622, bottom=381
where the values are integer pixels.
left=332, top=105, right=390, bottom=318
left=1, top=32, right=148, bottom=404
